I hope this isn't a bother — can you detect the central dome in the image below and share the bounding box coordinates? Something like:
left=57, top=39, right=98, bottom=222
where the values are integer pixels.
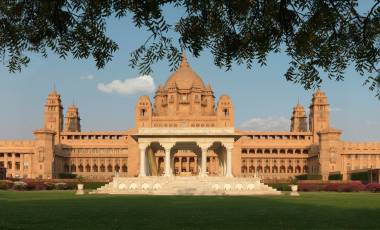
left=164, top=54, right=205, bottom=90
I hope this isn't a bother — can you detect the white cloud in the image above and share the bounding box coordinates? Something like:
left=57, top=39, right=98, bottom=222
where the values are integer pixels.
left=80, top=74, right=95, bottom=80
left=239, top=116, right=290, bottom=131
left=97, top=75, right=155, bottom=96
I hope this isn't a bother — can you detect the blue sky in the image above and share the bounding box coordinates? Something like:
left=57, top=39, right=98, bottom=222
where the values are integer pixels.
left=0, top=5, right=379, bottom=141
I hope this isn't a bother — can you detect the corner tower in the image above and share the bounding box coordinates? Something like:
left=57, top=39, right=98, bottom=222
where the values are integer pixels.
left=64, top=104, right=81, bottom=132
left=290, top=103, right=308, bottom=132
left=44, top=90, right=63, bottom=143
left=309, top=89, right=330, bottom=142
left=135, top=96, right=152, bottom=128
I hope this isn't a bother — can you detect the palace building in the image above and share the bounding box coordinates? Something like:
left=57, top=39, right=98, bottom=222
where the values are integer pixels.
left=1, top=55, right=380, bottom=182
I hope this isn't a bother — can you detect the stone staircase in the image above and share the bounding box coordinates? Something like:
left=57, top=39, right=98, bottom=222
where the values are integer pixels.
left=91, top=176, right=282, bottom=196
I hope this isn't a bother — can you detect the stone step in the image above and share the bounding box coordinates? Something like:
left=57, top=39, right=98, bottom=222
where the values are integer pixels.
left=93, top=176, right=282, bottom=196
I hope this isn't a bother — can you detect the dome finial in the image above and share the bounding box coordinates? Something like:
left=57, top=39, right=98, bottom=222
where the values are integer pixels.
left=180, top=50, right=189, bottom=68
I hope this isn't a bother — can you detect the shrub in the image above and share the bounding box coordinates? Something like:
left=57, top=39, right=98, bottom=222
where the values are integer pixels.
left=45, top=182, right=55, bottom=190
left=350, top=172, right=369, bottom=184
left=84, top=182, right=107, bottom=190
left=269, top=183, right=291, bottom=191
left=298, top=183, right=324, bottom=192
left=328, top=174, right=343, bottom=181
left=13, top=181, right=28, bottom=190
left=0, top=180, right=14, bottom=190
left=366, top=183, right=380, bottom=192
left=296, top=174, right=322, bottom=180
left=58, top=173, right=77, bottom=179
left=299, top=181, right=365, bottom=192
left=55, top=182, right=78, bottom=190
left=66, top=182, right=78, bottom=190
left=55, top=183, right=68, bottom=190
left=22, top=180, right=48, bottom=190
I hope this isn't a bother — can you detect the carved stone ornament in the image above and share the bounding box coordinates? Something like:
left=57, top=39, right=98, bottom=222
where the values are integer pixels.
left=37, top=147, right=45, bottom=162
left=329, top=147, right=337, bottom=163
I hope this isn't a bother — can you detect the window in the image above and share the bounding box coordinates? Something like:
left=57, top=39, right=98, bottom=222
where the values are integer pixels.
left=64, top=164, right=69, bottom=172
left=122, top=164, right=128, bottom=172
left=195, top=95, right=200, bottom=102
left=115, top=164, right=120, bottom=172
left=100, top=165, right=106, bottom=172
left=223, top=108, right=229, bottom=117
left=85, top=164, right=91, bottom=172
left=107, top=164, right=113, bottom=172
left=7, top=161, right=12, bottom=169
left=141, top=108, right=146, bottom=116
left=93, top=165, right=98, bottom=172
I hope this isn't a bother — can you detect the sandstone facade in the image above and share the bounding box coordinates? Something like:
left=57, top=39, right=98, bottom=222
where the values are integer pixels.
left=1, top=55, right=379, bottom=181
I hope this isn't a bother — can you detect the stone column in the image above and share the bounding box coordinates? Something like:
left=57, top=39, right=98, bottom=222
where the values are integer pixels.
left=179, top=157, right=182, bottom=174
left=194, top=156, right=198, bottom=174
left=226, top=146, right=233, bottom=177
left=12, top=153, right=15, bottom=173
left=186, top=157, right=190, bottom=172
left=164, top=146, right=171, bottom=177
left=20, top=153, right=24, bottom=178
left=200, top=146, right=208, bottom=177
left=138, top=145, right=147, bottom=177
left=4, top=153, right=8, bottom=177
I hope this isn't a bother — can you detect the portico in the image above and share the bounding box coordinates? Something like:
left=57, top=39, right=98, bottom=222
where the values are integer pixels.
left=134, top=127, right=236, bottom=177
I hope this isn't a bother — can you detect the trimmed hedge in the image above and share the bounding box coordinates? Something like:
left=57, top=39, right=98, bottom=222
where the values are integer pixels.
left=58, top=173, right=77, bottom=179
left=269, top=183, right=291, bottom=191
left=84, top=182, right=107, bottom=190
left=365, top=183, right=380, bottom=192
left=299, top=181, right=365, bottom=192
left=0, top=180, right=110, bottom=191
left=295, top=174, right=322, bottom=180
left=350, top=172, right=369, bottom=184
left=0, top=180, right=14, bottom=190
left=328, top=174, right=343, bottom=181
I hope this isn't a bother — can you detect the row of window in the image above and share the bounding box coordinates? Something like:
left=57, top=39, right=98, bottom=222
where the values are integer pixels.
left=64, top=164, right=128, bottom=173
left=152, top=123, right=216, bottom=128
left=346, top=154, right=380, bottom=159
left=64, top=148, right=128, bottom=154
left=62, top=135, right=127, bottom=140
left=245, top=135, right=311, bottom=140
left=0, top=153, right=21, bottom=158
left=241, top=149, right=309, bottom=154
left=241, top=165, right=308, bottom=174
left=242, top=159, right=307, bottom=164
left=0, top=161, right=23, bottom=170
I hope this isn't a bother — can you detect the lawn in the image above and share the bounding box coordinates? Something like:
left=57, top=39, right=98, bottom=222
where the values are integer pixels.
left=0, top=191, right=379, bottom=230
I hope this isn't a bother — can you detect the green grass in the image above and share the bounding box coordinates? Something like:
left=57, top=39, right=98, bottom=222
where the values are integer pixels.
left=0, top=191, right=379, bottom=230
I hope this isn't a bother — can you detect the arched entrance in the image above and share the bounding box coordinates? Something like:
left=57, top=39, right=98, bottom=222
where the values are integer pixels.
left=170, top=142, right=201, bottom=176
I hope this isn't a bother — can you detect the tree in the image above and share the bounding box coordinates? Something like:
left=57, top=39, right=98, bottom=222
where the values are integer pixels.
left=1, top=0, right=379, bottom=97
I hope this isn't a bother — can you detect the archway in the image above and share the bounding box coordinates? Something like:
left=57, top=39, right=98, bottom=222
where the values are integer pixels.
left=144, top=142, right=165, bottom=176
left=170, top=142, right=201, bottom=176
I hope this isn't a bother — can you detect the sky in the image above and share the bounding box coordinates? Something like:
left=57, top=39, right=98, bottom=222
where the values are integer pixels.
left=0, top=4, right=379, bottom=141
